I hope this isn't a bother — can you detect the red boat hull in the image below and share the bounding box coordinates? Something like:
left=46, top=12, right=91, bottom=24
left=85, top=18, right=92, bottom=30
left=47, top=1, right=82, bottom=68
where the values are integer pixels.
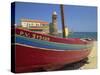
left=15, top=44, right=91, bottom=72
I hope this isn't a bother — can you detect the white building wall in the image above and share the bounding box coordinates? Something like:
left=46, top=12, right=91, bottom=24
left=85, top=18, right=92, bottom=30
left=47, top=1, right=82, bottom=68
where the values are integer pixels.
left=21, top=22, right=27, bottom=27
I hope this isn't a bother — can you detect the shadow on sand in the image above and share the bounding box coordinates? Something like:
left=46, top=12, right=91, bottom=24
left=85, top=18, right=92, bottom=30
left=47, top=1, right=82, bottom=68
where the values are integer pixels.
left=34, top=57, right=90, bottom=72
left=57, top=57, right=89, bottom=70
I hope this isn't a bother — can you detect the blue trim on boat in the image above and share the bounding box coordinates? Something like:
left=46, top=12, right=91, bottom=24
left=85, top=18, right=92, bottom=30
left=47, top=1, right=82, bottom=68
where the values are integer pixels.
left=15, top=35, right=92, bottom=50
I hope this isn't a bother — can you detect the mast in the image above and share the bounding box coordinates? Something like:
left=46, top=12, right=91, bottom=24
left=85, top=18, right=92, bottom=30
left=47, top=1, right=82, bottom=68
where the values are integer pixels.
left=60, top=4, right=66, bottom=38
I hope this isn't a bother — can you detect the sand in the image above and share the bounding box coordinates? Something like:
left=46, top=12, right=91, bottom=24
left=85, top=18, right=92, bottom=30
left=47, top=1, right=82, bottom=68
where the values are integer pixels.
left=80, top=41, right=97, bottom=69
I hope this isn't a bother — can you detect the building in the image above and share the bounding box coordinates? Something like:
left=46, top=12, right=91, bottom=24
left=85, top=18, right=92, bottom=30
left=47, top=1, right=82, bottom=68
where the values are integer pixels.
left=49, top=11, right=58, bottom=36
left=17, top=11, right=58, bottom=35
left=19, top=19, right=49, bottom=34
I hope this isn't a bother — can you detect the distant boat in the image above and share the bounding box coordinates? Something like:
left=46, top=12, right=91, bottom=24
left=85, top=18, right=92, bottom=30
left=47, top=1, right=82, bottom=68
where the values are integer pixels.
left=14, top=5, right=93, bottom=73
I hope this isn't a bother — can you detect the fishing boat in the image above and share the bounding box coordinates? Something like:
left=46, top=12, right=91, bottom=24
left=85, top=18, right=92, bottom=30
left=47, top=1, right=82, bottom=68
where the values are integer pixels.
left=15, top=28, right=93, bottom=72
left=14, top=5, right=93, bottom=72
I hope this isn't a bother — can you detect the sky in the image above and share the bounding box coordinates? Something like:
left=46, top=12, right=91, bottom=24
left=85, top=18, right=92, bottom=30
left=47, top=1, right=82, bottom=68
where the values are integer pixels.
left=15, top=2, right=97, bottom=32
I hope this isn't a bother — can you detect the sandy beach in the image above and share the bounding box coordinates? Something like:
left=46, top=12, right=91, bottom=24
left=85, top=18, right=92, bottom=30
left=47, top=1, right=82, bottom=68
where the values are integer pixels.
left=80, top=41, right=97, bottom=69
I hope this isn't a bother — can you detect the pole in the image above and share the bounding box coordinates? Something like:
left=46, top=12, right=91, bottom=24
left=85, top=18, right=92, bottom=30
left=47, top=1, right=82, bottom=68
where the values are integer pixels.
left=60, top=4, right=66, bottom=38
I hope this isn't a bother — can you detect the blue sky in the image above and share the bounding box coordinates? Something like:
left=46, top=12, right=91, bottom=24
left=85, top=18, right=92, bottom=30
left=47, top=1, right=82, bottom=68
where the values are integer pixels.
left=15, top=2, right=97, bottom=32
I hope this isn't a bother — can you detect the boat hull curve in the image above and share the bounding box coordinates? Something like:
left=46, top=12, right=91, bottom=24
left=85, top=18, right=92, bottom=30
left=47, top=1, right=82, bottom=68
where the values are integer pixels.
left=15, top=44, right=91, bottom=72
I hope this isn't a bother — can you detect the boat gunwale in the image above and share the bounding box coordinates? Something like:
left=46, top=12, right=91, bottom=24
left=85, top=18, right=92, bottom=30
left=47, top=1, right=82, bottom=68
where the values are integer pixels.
left=16, top=28, right=62, bottom=39
left=16, top=28, right=92, bottom=44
